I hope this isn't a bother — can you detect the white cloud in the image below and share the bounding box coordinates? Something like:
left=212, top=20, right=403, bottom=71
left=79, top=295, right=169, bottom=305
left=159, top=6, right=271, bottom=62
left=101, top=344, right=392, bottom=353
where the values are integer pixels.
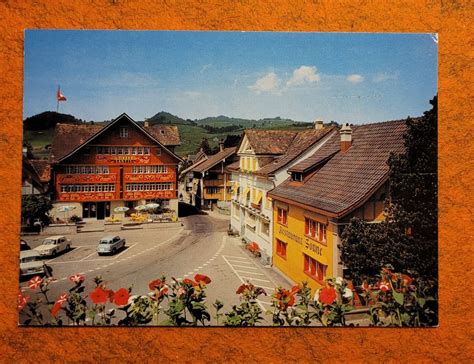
left=286, top=66, right=320, bottom=87
left=249, top=72, right=281, bottom=94
left=372, top=72, right=398, bottom=83
left=346, top=74, right=364, bottom=83
left=200, top=64, right=212, bottom=74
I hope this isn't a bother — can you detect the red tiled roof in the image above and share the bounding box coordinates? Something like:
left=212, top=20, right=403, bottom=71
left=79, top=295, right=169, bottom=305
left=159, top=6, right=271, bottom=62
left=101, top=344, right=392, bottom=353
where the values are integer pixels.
left=255, top=127, right=335, bottom=176
left=269, top=120, right=408, bottom=216
left=145, top=125, right=181, bottom=146
left=51, top=124, right=103, bottom=162
left=226, top=160, right=241, bottom=172
left=30, top=159, right=51, bottom=182
left=192, top=147, right=237, bottom=173
left=245, top=129, right=298, bottom=155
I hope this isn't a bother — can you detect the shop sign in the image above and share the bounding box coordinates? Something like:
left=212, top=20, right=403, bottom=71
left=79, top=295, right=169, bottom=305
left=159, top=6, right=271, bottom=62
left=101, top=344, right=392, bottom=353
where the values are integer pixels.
left=124, top=174, right=174, bottom=182
left=58, top=192, right=116, bottom=201
left=123, top=190, right=175, bottom=200
left=58, top=174, right=117, bottom=183
left=96, top=155, right=150, bottom=164
left=278, top=226, right=303, bottom=245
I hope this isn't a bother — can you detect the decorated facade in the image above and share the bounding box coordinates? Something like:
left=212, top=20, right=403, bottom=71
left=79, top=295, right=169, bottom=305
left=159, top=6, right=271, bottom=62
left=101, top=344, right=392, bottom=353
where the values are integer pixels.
left=50, top=113, right=181, bottom=219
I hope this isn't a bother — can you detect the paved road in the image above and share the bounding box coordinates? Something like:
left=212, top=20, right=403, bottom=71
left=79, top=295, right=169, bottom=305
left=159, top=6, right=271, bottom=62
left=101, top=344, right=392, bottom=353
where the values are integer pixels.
left=19, top=212, right=292, bottom=325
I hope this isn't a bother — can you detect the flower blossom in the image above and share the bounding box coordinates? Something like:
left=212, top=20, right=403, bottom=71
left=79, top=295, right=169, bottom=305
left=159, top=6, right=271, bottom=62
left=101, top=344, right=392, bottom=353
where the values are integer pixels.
left=148, top=278, right=163, bottom=291
left=27, top=276, right=43, bottom=290
left=90, top=287, right=108, bottom=304
left=113, top=288, right=130, bottom=306
left=17, top=293, right=29, bottom=311
left=69, top=274, right=85, bottom=284
left=194, top=274, right=211, bottom=285
left=318, top=287, right=337, bottom=305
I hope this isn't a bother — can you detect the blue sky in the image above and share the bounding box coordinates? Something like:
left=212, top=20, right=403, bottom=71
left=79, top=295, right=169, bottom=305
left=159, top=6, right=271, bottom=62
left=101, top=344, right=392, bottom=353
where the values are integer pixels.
left=24, top=31, right=437, bottom=124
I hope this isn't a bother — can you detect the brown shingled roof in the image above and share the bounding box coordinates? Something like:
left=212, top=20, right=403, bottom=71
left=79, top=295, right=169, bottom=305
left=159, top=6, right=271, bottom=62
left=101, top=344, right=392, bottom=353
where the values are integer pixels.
left=268, top=120, right=408, bottom=216
left=192, top=147, right=237, bottom=173
left=145, top=125, right=181, bottom=146
left=245, top=129, right=298, bottom=155
left=255, top=127, right=335, bottom=177
left=51, top=124, right=104, bottom=162
left=30, top=160, right=51, bottom=182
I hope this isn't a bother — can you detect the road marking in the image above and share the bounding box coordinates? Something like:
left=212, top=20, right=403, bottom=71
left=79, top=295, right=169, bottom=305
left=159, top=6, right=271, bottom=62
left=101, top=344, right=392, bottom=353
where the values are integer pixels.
left=235, top=270, right=265, bottom=276
left=222, top=254, right=248, bottom=260
left=225, top=260, right=254, bottom=266
left=231, top=264, right=258, bottom=269
left=113, top=243, right=138, bottom=259
left=203, top=263, right=208, bottom=266
left=257, top=300, right=272, bottom=306
left=80, top=251, right=97, bottom=262
left=240, top=276, right=271, bottom=283
left=46, top=246, right=84, bottom=263
left=187, top=272, right=194, bottom=275
left=222, top=254, right=265, bottom=312
left=255, top=285, right=275, bottom=291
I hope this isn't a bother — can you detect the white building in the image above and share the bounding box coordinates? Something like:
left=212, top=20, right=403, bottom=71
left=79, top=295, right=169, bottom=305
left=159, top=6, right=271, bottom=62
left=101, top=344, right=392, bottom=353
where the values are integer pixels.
left=230, top=123, right=336, bottom=264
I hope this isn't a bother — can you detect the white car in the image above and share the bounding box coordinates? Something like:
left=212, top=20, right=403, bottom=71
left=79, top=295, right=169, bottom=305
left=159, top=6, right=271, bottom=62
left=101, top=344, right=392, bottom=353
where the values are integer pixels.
left=97, top=235, right=126, bottom=255
left=20, top=250, right=45, bottom=278
left=34, top=235, right=71, bottom=257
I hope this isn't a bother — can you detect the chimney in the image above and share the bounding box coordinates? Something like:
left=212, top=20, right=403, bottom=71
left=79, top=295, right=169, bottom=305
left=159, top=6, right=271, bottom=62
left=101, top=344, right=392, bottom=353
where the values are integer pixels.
left=144, top=119, right=149, bottom=128
left=340, top=123, right=352, bottom=152
left=314, top=119, right=324, bottom=129
left=219, top=139, right=225, bottom=152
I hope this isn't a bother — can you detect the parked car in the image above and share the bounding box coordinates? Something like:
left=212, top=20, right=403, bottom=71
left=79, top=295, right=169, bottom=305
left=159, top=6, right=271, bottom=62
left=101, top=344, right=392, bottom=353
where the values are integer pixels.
left=20, top=239, right=31, bottom=251
left=97, top=235, right=126, bottom=255
left=20, top=250, right=45, bottom=278
left=34, top=235, right=71, bottom=257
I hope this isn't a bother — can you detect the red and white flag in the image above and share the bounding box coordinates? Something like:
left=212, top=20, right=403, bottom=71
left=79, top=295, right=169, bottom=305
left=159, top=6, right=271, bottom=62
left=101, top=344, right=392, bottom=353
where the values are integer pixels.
left=57, top=86, right=67, bottom=101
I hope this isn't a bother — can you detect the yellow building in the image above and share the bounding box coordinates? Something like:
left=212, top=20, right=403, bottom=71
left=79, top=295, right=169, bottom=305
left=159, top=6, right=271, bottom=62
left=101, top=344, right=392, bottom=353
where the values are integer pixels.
left=268, top=120, right=407, bottom=292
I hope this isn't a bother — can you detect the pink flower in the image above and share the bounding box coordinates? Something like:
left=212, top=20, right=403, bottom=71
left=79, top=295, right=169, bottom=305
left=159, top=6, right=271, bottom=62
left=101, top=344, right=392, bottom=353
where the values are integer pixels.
left=56, top=292, right=68, bottom=304
left=69, top=274, right=85, bottom=284
left=27, top=276, right=43, bottom=290
left=17, top=293, right=29, bottom=311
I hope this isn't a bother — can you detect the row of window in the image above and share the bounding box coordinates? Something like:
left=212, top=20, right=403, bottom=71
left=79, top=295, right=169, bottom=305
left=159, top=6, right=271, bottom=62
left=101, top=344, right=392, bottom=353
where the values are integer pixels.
left=276, top=239, right=327, bottom=282
left=66, top=166, right=110, bottom=174
left=60, top=184, right=116, bottom=193
left=131, top=165, right=168, bottom=174
left=97, top=146, right=156, bottom=155
left=277, top=208, right=327, bottom=243
left=125, top=183, right=173, bottom=192
left=240, top=157, right=258, bottom=172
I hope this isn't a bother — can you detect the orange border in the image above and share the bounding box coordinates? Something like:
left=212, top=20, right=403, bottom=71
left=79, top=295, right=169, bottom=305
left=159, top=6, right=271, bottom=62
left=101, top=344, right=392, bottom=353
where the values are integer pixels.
left=1, top=1, right=473, bottom=362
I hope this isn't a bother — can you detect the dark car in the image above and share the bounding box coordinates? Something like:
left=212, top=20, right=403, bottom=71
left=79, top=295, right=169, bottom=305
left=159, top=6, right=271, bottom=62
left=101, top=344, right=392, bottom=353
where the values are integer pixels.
left=20, top=239, right=31, bottom=251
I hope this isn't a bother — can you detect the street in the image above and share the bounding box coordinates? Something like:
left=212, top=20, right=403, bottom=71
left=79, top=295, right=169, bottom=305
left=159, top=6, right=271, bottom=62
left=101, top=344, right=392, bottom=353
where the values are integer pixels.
left=19, top=211, right=292, bottom=325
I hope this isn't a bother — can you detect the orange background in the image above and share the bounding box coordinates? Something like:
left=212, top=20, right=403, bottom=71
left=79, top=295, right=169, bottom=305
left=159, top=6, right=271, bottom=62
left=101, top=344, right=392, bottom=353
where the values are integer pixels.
left=1, top=1, right=473, bottom=362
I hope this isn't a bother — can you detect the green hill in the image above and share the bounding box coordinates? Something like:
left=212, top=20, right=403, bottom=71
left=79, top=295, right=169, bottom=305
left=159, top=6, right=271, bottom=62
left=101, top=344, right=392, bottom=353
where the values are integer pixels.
left=23, top=111, right=314, bottom=157
left=23, top=111, right=84, bottom=131
left=147, top=111, right=196, bottom=126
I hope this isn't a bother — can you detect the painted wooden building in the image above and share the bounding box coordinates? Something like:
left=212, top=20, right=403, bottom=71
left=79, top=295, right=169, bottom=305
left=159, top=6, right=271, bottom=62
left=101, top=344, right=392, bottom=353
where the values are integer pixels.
left=268, top=120, right=407, bottom=292
left=50, top=113, right=181, bottom=220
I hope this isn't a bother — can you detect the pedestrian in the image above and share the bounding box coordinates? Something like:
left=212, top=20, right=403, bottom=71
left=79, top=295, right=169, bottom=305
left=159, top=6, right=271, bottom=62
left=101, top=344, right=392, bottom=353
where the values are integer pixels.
left=43, top=263, right=53, bottom=278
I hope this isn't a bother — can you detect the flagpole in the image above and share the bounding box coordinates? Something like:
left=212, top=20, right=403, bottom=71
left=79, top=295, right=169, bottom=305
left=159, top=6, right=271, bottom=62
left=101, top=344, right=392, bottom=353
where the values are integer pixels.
left=56, top=85, right=59, bottom=112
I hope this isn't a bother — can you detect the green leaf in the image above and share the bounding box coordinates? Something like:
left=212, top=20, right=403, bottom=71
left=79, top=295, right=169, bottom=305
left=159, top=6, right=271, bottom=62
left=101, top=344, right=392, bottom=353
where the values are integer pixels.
left=418, top=297, right=426, bottom=308
left=392, top=290, right=404, bottom=305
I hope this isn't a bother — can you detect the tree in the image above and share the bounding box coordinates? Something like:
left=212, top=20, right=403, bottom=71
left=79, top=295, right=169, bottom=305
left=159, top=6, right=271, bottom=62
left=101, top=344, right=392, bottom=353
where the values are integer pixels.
left=196, top=137, right=212, bottom=155
left=22, top=195, right=53, bottom=226
left=339, top=96, right=438, bottom=282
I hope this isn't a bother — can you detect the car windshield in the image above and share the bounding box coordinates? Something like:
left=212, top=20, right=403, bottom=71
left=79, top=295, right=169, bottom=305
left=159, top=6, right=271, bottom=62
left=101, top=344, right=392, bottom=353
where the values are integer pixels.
left=100, top=240, right=112, bottom=244
left=42, top=239, right=56, bottom=245
left=21, top=256, right=39, bottom=263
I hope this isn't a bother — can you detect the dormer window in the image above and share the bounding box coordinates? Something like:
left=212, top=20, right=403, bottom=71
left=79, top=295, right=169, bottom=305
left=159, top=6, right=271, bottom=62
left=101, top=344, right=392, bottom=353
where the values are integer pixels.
left=120, top=127, right=129, bottom=138
left=292, top=172, right=303, bottom=182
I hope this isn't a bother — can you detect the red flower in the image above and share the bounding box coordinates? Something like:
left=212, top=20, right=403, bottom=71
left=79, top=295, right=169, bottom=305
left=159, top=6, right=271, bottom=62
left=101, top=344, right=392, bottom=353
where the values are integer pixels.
left=156, top=285, right=169, bottom=299
left=148, top=278, right=163, bottom=291
left=90, top=287, right=108, bottom=304
left=106, top=289, right=115, bottom=303
left=362, top=281, right=369, bottom=291
left=379, top=281, right=391, bottom=292
left=17, top=293, right=29, bottom=311
left=401, top=274, right=413, bottom=286
left=69, top=274, right=85, bottom=284
left=236, top=283, right=254, bottom=294
left=51, top=301, right=62, bottom=317
left=194, top=274, right=211, bottom=285
left=113, top=288, right=129, bottom=306
left=319, top=287, right=337, bottom=305
left=183, top=278, right=196, bottom=286
left=28, top=276, right=43, bottom=290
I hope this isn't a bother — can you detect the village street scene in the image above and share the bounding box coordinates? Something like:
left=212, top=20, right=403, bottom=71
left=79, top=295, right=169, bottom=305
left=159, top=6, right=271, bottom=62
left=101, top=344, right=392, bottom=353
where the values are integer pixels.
left=19, top=31, right=438, bottom=326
